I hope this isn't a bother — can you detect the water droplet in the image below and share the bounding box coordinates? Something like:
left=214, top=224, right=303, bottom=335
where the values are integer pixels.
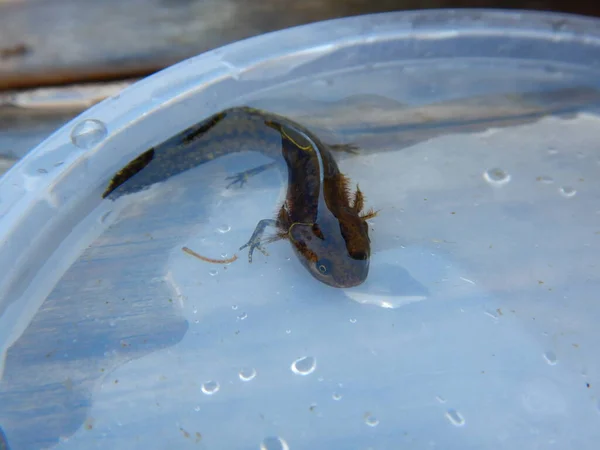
left=291, top=356, right=316, bottom=376
left=543, top=351, right=558, bottom=365
left=445, top=409, right=465, bottom=426
left=237, top=312, right=247, bottom=320
left=364, top=413, right=379, bottom=427
left=537, top=175, right=554, bottom=184
left=559, top=186, right=576, bottom=198
left=285, top=329, right=291, bottom=335
left=260, top=436, right=289, bottom=450
left=349, top=318, right=357, bottom=324
left=239, top=367, right=257, bottom=382
left=231, top=304, right=238, bottom=310
left=332, top=392, right=343, bottom=401
left=201, top=380, right=220, bottom=395
left=483, top=168, right=511, bottom=186
left=209, top=269, right=218, bottom=277
left=70, top=119, right=108, bottom=149
left=217, top=224, right=231, bottom=234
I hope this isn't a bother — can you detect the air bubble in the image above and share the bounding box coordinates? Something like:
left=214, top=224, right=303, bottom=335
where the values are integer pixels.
left=209, top=269, right=218, bottom=277
left=543, top=351, right=558, bottom=365
left=559, top=186, right=576, bottom=198
left=237, top=312, right=247, bottom=320
left=239, top=367, right=257, bottom=382
left=70, top=119, right=108, bottom=149
left=291, top=356, right=316, bottom=376
left=201, top=380, right=220, bottom=395
left=445, top=409, right=465, bottom=426
left=349, top=318, right=357, bottom=324
left=332, top=392, right=343, bottom=401
left=217, top=224, right=231, bottom=234
left=260, top=436, right=289, bottom=450
left=483, top=168, right=511, bottom=186
left=364, top=413, right=379, bottom=427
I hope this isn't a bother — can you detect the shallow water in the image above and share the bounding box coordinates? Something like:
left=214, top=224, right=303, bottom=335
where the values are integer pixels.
left=1, top=58, right=600, bottom=449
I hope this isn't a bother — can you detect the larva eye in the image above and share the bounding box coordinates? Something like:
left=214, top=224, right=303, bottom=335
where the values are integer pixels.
left=315, top=258, right=332, bottom=275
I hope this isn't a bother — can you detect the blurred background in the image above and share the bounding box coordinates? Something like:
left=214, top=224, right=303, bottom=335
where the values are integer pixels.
left=1, top=0, right=599, bottom=175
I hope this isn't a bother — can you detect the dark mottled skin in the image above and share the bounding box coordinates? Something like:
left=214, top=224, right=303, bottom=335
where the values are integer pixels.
left=102, top=107, right=376, bottom=288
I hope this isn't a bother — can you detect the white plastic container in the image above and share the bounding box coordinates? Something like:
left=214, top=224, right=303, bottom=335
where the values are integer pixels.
left=1, top=10, right=600, bottom=450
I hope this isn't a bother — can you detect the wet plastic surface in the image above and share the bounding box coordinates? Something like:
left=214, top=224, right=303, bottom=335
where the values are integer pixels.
left=1, top=9, right=600, bottom=450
